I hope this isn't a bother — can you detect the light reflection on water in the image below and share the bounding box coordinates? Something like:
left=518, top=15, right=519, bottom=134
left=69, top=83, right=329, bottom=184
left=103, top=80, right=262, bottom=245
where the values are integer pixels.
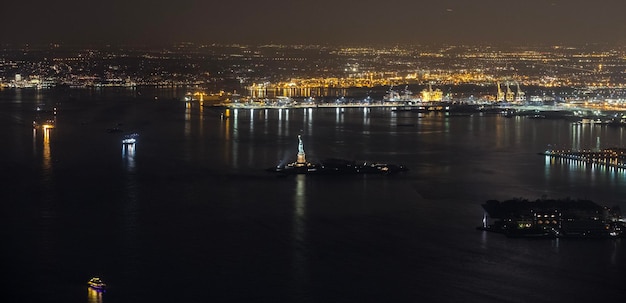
left=232, top=108, right=239, bottom=168
left=249, top=108, right=254, bottom=133
left=184, top=101, right=191, bottom=138
left=87, top=288, right=103, bottom=303
left=199, top=101, right=204, bottom=139
left=42, top=127, right=51, bottom=173
left=335, top=107, right=343, bottom=124
left=32, top=128, right=37, bottom=156
left=292, top=175, right=308, bottom=294
left=263, top=109, right=269, bottom=136
left=362, top=107, right=369, bottom=128
left=122, top=140, right=136, bottom=167
left=122, top=140, right=139, bottom=284
left=610, top=240, right=620, bottom=266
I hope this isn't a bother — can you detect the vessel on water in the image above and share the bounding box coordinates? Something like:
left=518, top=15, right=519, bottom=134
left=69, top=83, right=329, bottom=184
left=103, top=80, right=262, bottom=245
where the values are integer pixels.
left=32, top=105, right=57, bottom=129
left=267, top=135, right=408, bottom=175
left=88, top=277, right=106, bottom=291
left=122, top=133, right=138, bottom=145
left=477, top=198, right=624, bottom=238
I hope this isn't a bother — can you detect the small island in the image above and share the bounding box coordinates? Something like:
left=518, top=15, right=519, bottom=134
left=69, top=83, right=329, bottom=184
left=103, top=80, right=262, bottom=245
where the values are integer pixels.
left=478, top=198, right=624, bottom=238
left=267, top=135, right=408, bottom=175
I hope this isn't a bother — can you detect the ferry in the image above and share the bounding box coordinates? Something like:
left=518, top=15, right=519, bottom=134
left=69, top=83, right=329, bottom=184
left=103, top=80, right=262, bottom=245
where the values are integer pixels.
left=32, top=106, right=57, bottom=129
left=88, top=277, right=106, bottom=291
left=32, top=118, right=56, bottom=129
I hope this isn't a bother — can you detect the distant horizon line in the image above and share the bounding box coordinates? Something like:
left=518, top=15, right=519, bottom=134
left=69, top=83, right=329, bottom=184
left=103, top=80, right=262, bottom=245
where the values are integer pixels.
left=1, top=41, right=625, bottom=49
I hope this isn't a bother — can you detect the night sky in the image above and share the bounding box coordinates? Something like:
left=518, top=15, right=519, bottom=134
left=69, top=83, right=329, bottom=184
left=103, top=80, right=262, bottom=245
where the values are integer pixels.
left=3, top=0, right=626, bottom=46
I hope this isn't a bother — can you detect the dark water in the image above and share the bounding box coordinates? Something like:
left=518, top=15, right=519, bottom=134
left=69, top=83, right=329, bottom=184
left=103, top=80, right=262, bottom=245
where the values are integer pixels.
left=1, top=88, right=625, bottom=302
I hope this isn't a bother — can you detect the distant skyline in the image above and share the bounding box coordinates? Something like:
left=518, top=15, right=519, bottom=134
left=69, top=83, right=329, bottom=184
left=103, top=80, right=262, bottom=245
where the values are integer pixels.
left=3, top=0, right=626, bottom=46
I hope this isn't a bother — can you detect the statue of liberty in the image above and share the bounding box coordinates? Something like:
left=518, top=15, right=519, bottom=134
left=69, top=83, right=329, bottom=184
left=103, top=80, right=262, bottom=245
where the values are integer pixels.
left=296, top=134, right=306, bottom=164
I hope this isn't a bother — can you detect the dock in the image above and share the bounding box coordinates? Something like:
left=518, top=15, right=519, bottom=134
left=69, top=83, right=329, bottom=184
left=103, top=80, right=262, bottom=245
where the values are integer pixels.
left=541, top=148, right=626, bottom=169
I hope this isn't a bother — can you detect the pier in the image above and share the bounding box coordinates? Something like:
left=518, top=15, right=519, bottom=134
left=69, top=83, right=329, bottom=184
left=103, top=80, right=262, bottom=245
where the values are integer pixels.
left=542, top=148, right=626, bottom=169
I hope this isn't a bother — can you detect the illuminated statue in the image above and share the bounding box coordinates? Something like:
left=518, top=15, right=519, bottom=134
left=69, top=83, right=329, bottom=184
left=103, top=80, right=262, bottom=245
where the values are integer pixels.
left=296, top=134, right=306, bottom=164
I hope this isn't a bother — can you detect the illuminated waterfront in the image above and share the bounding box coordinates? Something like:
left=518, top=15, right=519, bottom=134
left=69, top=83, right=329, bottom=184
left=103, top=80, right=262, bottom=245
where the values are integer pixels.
left=1, top=88, right=625, bottom=302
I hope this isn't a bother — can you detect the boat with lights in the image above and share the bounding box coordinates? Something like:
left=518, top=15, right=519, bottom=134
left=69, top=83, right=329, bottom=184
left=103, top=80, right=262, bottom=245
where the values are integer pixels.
left=88, top=277, right=106, bottom=291
left=32, top=106, right=57, bottom=129
left=267, top=135, right=408, bottom=175
left=122, top=133, right=138, bottom=144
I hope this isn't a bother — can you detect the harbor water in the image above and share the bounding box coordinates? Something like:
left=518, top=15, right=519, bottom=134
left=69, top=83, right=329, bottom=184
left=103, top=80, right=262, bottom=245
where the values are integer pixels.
left=1, top=88, right=625, bottom=302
